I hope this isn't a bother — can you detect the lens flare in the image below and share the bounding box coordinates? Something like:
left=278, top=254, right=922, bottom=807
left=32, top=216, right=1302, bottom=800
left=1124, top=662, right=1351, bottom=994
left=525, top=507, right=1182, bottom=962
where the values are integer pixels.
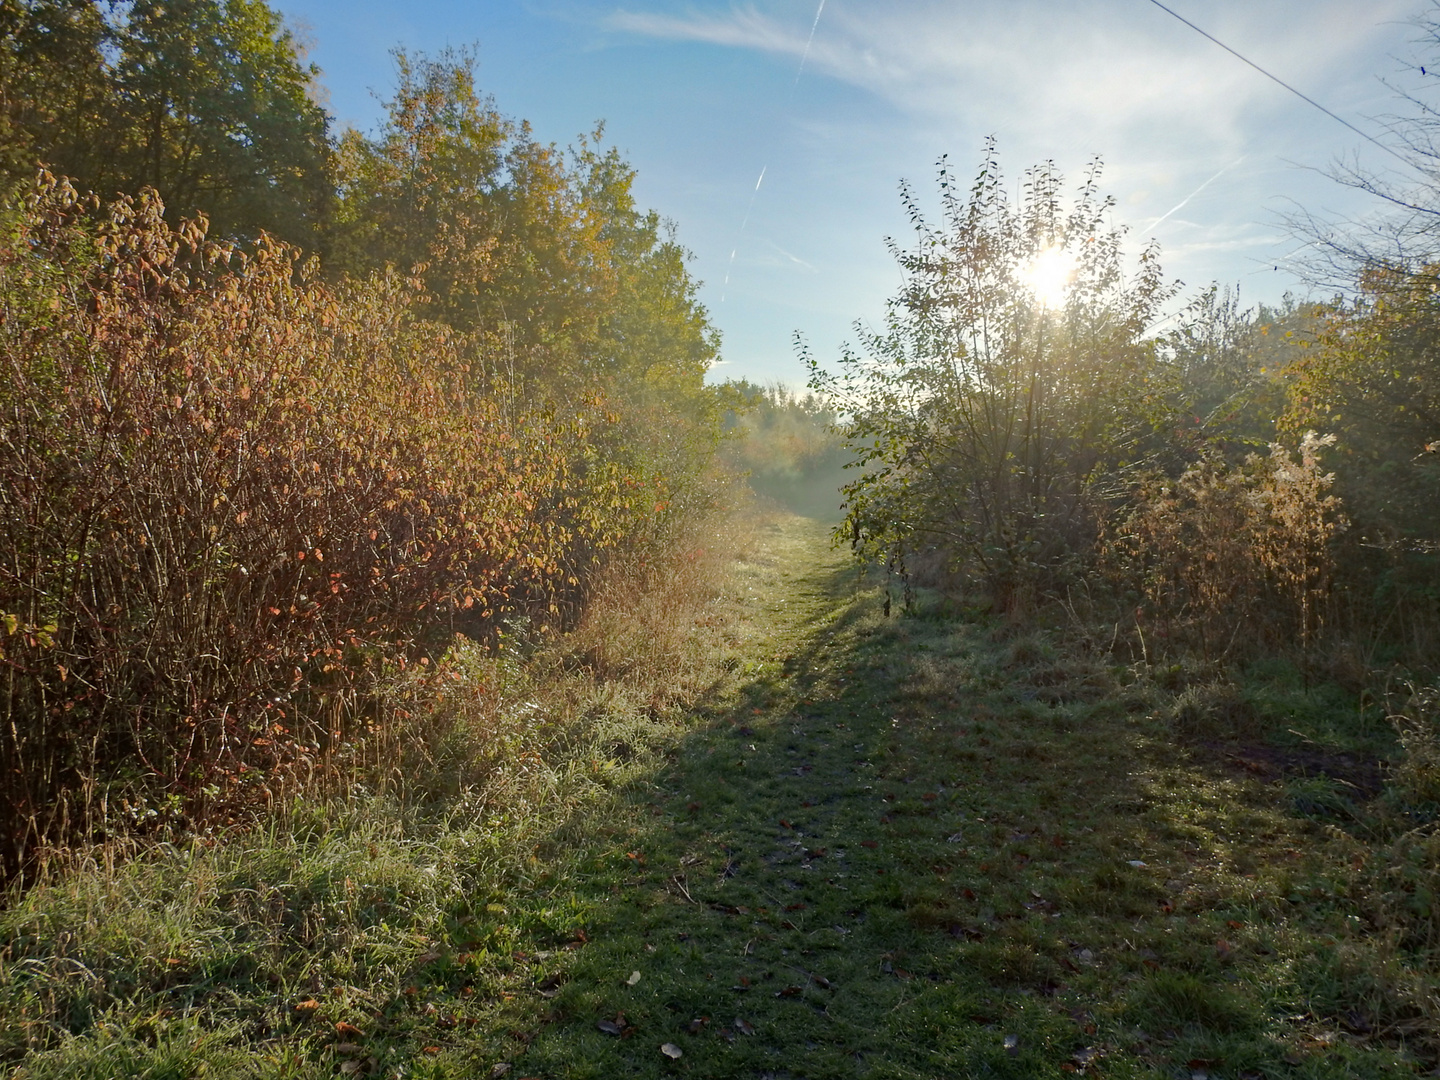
left=1017, top=247, right=1075, bottom=308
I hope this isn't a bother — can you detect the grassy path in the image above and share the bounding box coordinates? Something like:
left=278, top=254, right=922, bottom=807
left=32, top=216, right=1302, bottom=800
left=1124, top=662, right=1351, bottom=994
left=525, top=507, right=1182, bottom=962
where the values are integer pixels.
left=2, top=515, right=1428, bottom=1078
left=453, top=517, right=1421, bottom=1079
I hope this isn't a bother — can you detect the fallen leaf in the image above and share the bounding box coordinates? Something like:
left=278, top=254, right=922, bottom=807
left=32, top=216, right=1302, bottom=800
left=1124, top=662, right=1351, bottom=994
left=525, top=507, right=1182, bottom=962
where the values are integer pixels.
left=490, top=1066, right=512, bottom=1079
left=335, top=1021, right=364, bottom=1039
left=597, top=1020, right=623, bottom=1036
left=422, top=1046, right=440, bottom=1055
left=861, top=840, right=878, bottom=849
left=687, top=1017, right=708, bottom=1033
left=776, top=985, right=803, bottom=997
left=626, top=970, right=642, bottom=986
left=334, top=1043, right=363, bottom=1055
left=1127, top=860, right=1147, bottom=868
left=1004, top=1033, right=1019, bottom=1056
left=660, top=1043, right=683, bottom=1059
left=735, top=1018, right=756, bottom=1036
left=294, top=999, right=320, bottom=1016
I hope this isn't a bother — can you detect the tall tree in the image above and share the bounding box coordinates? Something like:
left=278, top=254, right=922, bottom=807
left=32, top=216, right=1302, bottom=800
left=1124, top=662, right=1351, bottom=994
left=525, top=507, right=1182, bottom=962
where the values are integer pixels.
left=0, top=0, right=332, bottom=247
left=334, top=49, right=718, bottom=404
left=108, top=0, right=332, bottom=245
left=0, top=0, right=114, bottom=192
left=331, top=47, right=509, bottom=301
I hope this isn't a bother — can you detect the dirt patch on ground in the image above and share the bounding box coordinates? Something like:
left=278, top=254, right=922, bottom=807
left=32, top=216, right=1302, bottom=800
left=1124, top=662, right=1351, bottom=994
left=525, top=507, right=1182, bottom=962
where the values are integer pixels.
left=1200, top=740, right=1387, bottom=798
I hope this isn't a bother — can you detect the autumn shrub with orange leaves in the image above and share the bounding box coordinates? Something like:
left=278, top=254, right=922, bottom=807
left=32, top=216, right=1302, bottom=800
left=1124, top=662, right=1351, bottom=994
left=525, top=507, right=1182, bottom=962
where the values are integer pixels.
left=0, top=176, right=713, bottom=874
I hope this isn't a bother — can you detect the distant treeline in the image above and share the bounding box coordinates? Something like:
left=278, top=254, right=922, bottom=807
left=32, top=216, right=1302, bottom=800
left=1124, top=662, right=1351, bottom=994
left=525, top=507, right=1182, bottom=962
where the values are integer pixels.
left=0, top=1, right=732, bottom=872
left=723, top=381, right=850, bottom=521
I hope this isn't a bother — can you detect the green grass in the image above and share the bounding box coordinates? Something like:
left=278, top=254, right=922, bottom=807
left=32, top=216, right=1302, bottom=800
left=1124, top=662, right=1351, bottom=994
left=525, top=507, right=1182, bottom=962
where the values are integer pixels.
left=1, top=515, right=1435, bottom=1078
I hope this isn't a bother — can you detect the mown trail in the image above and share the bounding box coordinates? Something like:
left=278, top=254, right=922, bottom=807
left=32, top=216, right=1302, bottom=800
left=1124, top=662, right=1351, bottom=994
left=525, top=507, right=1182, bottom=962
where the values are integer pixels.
left=468, top=516, right=1419, bottom=1080
left=13, top=510, right=1399, bottom=1078
left=3, top=513, right=1409, bottom=1078
left=513, top=513, right=995, bottom=1079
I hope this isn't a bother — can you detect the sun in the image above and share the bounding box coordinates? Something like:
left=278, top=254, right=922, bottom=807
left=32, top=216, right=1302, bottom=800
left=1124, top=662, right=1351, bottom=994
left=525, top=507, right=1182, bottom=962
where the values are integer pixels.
left=1017, top=246, right=1076, bottom=308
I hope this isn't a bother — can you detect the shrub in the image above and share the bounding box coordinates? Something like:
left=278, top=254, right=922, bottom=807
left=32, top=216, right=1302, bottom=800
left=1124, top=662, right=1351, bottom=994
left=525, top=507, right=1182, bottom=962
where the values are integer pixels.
left=807, top=143, right=1175, bottom=614
left=0, top=176, right=699, bottom=873
left=1110, top=433, right=1344, bottom=662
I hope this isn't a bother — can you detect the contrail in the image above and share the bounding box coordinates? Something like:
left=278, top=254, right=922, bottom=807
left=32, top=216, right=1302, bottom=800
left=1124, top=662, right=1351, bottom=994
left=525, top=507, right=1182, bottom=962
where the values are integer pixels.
left=722, top=166, right=767, bottom=298
left=721, top=0, right=826, bottom=303
left=794, top=0, right=826, bottom=87
left=1149, top=157, right=1243, bottom=231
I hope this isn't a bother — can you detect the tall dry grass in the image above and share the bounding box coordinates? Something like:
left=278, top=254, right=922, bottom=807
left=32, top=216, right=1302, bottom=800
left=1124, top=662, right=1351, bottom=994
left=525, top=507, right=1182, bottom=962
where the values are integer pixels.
left=1108, top=433, right=1345, bottom=664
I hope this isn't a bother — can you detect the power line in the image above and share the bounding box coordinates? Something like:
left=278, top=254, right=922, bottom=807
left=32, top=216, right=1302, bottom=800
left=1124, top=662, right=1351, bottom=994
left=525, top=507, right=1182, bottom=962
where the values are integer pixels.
left=1144, top=0, right=1416, bottom=172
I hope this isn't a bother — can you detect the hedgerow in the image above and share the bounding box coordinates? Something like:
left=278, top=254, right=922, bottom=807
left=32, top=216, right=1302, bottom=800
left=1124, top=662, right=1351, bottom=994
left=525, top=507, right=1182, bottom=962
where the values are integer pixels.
left=0, top=176, right=715, bottom=874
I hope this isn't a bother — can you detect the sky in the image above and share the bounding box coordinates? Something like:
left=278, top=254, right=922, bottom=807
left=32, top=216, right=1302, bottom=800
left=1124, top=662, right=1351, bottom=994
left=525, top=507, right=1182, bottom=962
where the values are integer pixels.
left=275, top=0, right=1433, bottom=387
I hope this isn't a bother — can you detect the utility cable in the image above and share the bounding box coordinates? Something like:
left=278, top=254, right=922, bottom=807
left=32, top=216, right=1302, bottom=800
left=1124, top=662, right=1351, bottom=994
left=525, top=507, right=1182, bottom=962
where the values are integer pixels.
left=1144, top=0, right=1417, bottom=172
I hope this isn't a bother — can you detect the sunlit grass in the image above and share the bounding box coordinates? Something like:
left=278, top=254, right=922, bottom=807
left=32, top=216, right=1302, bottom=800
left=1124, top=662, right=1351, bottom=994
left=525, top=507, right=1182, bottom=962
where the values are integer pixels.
left=1, top=514, right=1434, bottom=1078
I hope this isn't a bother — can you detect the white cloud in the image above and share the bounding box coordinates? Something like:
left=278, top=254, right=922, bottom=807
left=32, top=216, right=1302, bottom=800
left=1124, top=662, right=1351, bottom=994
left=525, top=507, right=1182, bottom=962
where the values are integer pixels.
left=606, top=6, right=810, bottom=54
left=606, top=0, right=1417, bottom=167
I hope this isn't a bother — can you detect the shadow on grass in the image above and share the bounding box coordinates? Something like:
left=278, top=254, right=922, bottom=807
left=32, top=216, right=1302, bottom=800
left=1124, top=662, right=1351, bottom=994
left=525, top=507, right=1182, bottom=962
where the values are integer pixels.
left=489, top=527, right=1431, bottom=1080
left=1, top=518, right=1430, bottom=1079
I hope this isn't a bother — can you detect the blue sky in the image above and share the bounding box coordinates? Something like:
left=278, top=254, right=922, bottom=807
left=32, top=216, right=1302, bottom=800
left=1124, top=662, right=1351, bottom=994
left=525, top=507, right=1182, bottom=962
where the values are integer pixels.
left=276, top=0, right=1428, bottom=387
